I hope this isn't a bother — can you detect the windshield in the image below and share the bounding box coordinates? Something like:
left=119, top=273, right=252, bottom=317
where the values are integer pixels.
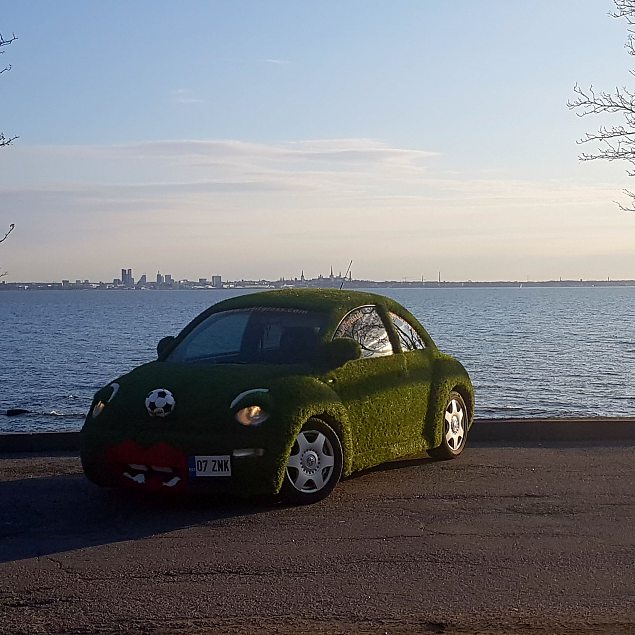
left=166, top=308, right=328, bottom=365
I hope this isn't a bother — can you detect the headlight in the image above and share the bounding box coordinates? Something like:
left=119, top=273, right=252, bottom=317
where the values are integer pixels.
left=235, top=405, right=269, bottom=427
left=91, top=400, right=106, bottom=419
left=91, top=382, right=120, bottom=419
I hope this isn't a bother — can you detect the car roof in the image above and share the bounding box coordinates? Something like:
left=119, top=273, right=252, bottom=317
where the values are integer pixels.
left=175, top=288, right=436, bottom=352
left=210, top=288, right=397, bottom=314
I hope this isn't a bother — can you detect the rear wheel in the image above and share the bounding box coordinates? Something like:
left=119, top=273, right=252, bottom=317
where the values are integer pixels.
left=428, top=391, right=468, bottom=460
left=281, top=419, right=343, bottom=505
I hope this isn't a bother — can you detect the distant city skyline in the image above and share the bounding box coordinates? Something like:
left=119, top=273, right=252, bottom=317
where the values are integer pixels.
left=1, top=263, right=633, bottom=291
left=2, top=1, right=635, bottom=282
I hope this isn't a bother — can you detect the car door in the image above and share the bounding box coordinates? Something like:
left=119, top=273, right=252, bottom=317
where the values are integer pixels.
left=387, top=311, right=434, bottom=440
left=326, top=305, right=414, bottom=467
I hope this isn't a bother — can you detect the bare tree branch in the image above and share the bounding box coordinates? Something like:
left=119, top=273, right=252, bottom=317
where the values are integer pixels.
left=1, top=31, right=17, bottom=147
left=569, top=1, right=635, bottom=211
left=0, top=224, right=15, bottom=277
left=0, top=223, right=15, bottom=245
left=0, top=32, right=17, bottom=74
left=611, top=0, right=635, bottom=22
left=0, top=32, right=17, bottom=46
left=0, top=32, right=18, bottom=274
left=0, top=132, right=18, bottom=147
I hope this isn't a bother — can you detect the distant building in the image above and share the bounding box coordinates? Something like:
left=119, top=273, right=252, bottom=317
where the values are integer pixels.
left=156, top=272, right=164, bottom=285
left=120, top=268, right=134, bottom=287
left=198, top=278, right=207, bottom=285
left=211, top=275, right=222, bottom=288
left=165, top=274, right=173, bottom=284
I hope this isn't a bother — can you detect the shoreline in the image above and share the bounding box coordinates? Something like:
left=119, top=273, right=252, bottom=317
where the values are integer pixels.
left=3, top=279, right=635, bottom=291
left=2, top=416, right=634, bottom=453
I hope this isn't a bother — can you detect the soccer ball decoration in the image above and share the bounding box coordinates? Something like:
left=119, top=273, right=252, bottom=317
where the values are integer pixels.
left=145, top=388, right=176, bottom=418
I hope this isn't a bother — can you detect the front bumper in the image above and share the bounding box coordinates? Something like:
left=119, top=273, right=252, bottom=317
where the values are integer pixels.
left=80, top=431, right=286, bottom=497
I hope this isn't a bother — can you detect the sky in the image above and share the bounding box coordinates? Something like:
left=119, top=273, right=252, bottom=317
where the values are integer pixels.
left=1, top=0, right=634, bottom=283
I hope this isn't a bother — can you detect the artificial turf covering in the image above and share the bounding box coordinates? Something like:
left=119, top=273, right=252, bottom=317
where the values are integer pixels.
left=81, top=289, right=474, bottom=496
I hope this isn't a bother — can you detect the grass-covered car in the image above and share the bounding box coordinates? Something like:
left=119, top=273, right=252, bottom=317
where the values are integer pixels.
left=81, top=289, right=474, bottom=504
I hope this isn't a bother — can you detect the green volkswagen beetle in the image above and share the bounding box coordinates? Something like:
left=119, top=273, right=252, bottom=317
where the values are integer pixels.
left=81, top=289, right=474, bottom=504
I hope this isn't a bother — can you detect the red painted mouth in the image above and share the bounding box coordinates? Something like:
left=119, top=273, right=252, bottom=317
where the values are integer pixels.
left=105, top=440, right=188, bottom=493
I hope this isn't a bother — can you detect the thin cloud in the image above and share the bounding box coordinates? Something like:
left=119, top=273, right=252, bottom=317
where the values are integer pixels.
left=119, top=138, right=438, bottom=168
left=263, top=58, right=292, bottom=65
left=171, top=89, right=204, bottom=104
left=0, top=140, right=620, bottom=207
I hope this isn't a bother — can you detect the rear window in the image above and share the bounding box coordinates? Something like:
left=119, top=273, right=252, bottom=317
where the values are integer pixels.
left=390, top=312, right=426, bottom=351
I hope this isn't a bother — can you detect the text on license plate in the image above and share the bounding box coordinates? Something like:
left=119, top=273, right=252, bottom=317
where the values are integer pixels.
left=189, top=455, right=232, bottom=477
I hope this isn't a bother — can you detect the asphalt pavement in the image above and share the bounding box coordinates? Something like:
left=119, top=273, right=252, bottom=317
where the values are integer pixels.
left=0, top=437, right=634, bottom=634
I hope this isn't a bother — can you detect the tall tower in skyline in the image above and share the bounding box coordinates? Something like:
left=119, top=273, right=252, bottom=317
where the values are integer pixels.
left=121, top=268, right=134, bottom=286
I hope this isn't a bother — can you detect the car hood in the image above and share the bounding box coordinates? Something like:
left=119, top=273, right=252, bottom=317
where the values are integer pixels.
left=91, top=360, right=310, bottom=425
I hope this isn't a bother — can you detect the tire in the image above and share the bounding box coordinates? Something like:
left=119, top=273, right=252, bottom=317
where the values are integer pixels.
left=428, top=391, right=468, bottom=460
left=80, top=456, right=115, bottom=487
left=280, top=419, right=343, bottom=505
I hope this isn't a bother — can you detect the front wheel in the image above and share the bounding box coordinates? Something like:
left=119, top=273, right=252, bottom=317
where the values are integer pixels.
left=428, top=391, right=468, bottom=460
left=280, top=419, right=343, bottom=505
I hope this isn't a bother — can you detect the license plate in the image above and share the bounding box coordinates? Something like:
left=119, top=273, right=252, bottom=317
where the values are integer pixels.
left=189, top=455, right=232, bottom=477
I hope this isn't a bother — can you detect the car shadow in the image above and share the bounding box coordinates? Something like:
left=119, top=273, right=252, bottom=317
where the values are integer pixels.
left=0, top=472, right=274, bottom=564
left=1, top=453, right=444, bottom=564
left=347, top=453, right=437, bottom=480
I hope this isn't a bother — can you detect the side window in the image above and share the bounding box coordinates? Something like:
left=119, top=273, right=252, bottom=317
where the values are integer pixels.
left=177, top=310, right=250, bottom=361
left=390, top=312, right=426, bottom=352
left=334, top=306, right=393, bottom=358
left=260, top=320, right=284, bottom=352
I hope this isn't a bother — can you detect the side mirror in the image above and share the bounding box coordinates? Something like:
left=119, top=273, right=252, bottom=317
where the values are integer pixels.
left=322, top=337, right=362, bottom=369
left=157, top=335, right=175, bottom=358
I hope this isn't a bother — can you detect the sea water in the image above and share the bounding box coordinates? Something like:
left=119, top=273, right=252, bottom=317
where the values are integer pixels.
left=1, top=286, right=633, bottom=432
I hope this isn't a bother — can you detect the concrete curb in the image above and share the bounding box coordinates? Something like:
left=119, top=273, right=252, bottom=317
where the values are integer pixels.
left=0, top=432, right=81, bottom=453
left=1, top=417, right=635, bottom=454
left=469, top=417, right=635, bottom=444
